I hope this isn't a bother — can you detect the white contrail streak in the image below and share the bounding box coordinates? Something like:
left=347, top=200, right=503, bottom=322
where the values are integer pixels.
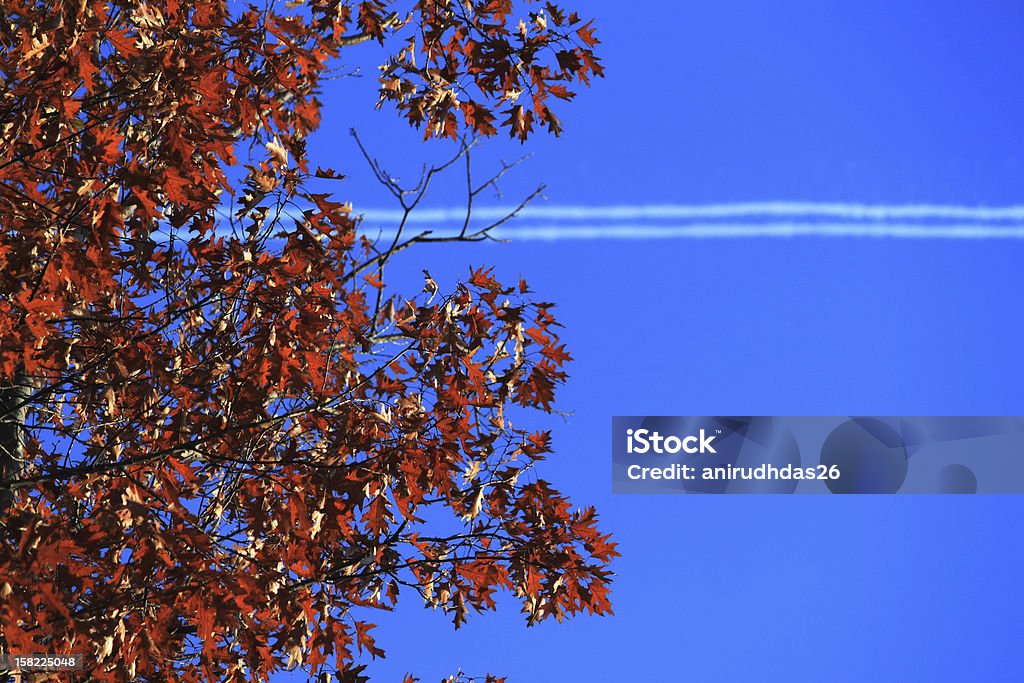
left=356, top=202, right=1024, bottom=223
left=484, top=223, right=1024, bottom=240
left=212, top=203, right=1024, bottom=240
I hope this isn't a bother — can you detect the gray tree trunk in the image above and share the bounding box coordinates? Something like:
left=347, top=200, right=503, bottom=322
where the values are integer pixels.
left=0, top=367, right=30, bottom=511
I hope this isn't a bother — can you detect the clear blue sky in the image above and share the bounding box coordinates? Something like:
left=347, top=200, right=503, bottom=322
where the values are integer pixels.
left=283, top=2, right=1024, bottom=681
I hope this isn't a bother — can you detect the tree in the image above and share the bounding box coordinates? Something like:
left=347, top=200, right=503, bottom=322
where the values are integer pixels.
left=0, top=1, right=614, bottom=681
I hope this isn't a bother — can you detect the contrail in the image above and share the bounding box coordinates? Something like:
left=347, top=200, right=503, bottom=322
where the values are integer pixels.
left=212, top=203, right=1024, bottom=240
left=355, top=202, right=1024, bottom=223
left=485, top=223, right=1024, bottom=240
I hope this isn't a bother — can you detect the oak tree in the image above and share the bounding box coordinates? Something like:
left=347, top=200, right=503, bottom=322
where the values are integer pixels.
left=0, top=1, right=614, bottom=681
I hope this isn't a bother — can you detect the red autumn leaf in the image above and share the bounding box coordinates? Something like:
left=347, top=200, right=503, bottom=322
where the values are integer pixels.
left=363, top=495, right=392, bottom=536
left=577, top=21, right=601, bottom=47
left=354, top=621, right=386, bottom=658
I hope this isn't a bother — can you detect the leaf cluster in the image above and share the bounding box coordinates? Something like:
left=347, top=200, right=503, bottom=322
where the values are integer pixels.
left=0, top=1, right=612, bottom=681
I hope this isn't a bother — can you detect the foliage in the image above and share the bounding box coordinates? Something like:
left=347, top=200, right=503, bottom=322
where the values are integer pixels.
left=0, top=1, right=613, bottom=681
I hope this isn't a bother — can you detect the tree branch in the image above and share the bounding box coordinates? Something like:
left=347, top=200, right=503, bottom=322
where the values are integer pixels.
left=336, top=12, right=400, bottom=48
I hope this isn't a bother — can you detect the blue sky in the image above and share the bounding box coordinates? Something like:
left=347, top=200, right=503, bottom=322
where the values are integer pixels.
left=282, top=2, right=1024, bottom=681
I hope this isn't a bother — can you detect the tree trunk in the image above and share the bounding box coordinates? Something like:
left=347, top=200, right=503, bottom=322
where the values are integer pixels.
left=0, top=366, right=30, bottom=511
